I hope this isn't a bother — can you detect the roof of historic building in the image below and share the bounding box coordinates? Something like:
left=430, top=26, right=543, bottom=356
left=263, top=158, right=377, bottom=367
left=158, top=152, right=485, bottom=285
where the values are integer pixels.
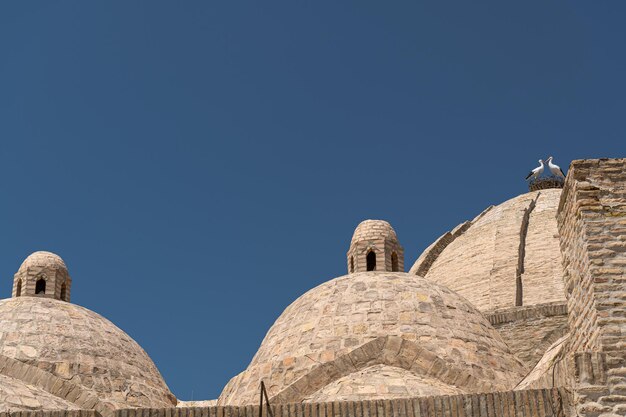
left=350, top=220, right=399, bottom=245
left=17, top=251, right=67, bottom=272
left=0, top=252, right=177, bottom=412
left=410, top=188, right=565, bottom=312
left=218, top=271, right=527, bottom=405
left=0, top=373, right=79, bottom=411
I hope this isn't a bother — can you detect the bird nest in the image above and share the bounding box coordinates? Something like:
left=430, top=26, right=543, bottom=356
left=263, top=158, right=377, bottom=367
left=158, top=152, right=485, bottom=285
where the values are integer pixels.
left=529, top=176, right=564, bottom=191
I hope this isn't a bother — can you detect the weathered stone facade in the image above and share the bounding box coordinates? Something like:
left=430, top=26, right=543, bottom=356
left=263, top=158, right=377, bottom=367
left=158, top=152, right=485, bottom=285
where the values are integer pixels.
left=557, top=158, right=626, bottom=416
left=2, top=157, right=626, bottom=417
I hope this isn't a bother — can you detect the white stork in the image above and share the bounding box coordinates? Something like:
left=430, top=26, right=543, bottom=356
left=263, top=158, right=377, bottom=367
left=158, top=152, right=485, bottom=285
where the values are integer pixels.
left=525, top=159, right=545, bottom=180
left=546, top=156, right=565, bottom=178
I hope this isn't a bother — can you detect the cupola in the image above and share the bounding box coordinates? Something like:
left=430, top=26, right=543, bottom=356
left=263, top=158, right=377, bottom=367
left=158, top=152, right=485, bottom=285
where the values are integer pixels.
left=12, top=251, right=71, bottom=302
left=347, top=220, right=404, bottom=273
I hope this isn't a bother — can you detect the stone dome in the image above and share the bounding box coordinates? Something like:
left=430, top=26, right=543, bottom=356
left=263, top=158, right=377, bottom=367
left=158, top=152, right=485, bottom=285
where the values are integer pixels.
left=0, top=374, right=79, bottom=411
left=304, top=365, right=463, bottom=403
left=410, top=189, right=566, bottom=312
left=13, top=251, right=72, bottom=301
left=18, top=251, right=67, bottom=272
left=0, top=297, right=176, bottom=411
left=350, top=220, right=398, bottom=244
left=218, top=272, right=526, bottom=405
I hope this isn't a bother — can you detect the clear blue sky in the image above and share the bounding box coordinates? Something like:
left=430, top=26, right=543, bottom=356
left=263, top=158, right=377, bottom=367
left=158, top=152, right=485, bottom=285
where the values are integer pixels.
left=1, top=1, right=625, bottom=401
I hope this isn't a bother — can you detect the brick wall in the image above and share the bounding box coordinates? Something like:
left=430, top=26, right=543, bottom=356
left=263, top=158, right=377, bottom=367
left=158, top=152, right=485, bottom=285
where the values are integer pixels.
left=556, top=158, right=626, bottom=416
left=2, top=389, right=563, bottom=417
left=487, top=302, right=569, bottom=368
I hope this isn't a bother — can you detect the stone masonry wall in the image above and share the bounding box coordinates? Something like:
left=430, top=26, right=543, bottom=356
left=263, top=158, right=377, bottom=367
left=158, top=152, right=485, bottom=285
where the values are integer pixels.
left=556, top=158, right=626, bottom=416
left=487, top=302, right=569, bottom=369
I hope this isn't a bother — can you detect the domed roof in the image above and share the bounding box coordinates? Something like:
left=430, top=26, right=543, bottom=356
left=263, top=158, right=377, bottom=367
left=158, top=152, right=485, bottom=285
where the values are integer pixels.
left=304, top=365, right=463, bottom=403
left=410, top=189, right=565, bottom=311
left=18, top=251, right=67, bottom=272
left=351, top=220, right=398, bottom=244
left=0, top=374, right=79, bottom=411
left=218, top=272, right=526, bottom=405
left=0, top=297, right=176, bottom=410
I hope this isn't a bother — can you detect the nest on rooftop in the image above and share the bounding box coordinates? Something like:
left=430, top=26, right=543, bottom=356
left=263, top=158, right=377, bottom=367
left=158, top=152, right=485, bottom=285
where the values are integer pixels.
left=529, top=176, right=564, bottom=192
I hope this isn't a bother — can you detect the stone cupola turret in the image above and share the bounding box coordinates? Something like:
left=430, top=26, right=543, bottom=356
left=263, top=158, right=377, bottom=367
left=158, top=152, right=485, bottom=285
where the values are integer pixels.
left=12, top=251, right=72, bottom=302
left=347, top=220, right=404, bottom=273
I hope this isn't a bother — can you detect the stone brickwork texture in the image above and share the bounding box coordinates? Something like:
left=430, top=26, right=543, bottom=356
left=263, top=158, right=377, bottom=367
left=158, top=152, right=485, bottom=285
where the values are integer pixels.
left=0, top=297, right=176, bottom=410
left=218, top=272, right=526, bottom=405
left=12, top=251, right=72, bottom=302
left=487, top=302, right=569, bottom=369
left=411, top=189, right=566, bottom=312
left=557, top=158, right=626, bottom=416
left=0, top=389, right=568, bottom=417
left=347, top=221, right=404, bottom=273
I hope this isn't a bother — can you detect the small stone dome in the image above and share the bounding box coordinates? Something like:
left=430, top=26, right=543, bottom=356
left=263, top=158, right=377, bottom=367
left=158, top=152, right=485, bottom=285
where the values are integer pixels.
left=350, top=220, right=399, bottom=245
left=13, top=251, right=72, bottom=302
left=347, top=220, right=404, bottom=273
left=410, top=189, right=566, bottom=312
left=0, top=297, right=176, bottom=410
left=218, top=272, right=526, bottom=405
left=18, top=251, right=67, bottom=272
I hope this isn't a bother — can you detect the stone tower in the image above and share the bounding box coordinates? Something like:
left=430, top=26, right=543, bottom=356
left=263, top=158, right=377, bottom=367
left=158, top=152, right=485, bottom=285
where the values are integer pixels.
left=12, top=251, right=71, bottom=302
left=347, top=220, right=404, bottom=273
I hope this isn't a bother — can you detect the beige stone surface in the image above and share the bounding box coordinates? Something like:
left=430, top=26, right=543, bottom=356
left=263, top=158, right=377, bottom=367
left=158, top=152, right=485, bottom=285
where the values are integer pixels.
left=410, top=189, right=566, bottom=312
left=91, top=389, right=568, bottom=417
left=487, top=302, right=569, bottom=368
left=13, top=251, right=72, bottom=302
left=515, top=335, right=569, bottom=391
left=556, top=158, right=626, bottom=416
left=348, top=220, right=404, bottom=273
left=303, top=364, right=463, bottom=402
left=0, top=297, right=176, bottom=409
left=0, top=374, right=79, bottom=411
left=218, top=271, right=526, bottom=405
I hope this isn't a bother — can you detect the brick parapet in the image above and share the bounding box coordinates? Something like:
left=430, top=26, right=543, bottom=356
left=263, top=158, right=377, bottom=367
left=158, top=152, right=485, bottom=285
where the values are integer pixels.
left=123, top=389, right=565, bottom=417
left=486, top=302, right=568, bottom=326
left=0, top=412, right=99, bottom=417
left=0, top=389, right=568, bottom=417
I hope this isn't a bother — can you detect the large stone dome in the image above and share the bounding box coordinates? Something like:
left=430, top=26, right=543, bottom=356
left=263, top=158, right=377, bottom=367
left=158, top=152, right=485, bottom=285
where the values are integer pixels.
left=0, top=297, right=176, bottom=411
left=218, top=272, right=526, bottom=405
left=410, top=189, right=566, bottom=312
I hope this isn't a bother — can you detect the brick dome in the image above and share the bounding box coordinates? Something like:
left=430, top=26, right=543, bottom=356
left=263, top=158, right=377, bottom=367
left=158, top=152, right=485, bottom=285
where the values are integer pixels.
left=13, top=251, right=72, bottom=301
left=348, top=220, right=404, bottom=273
left=350, top=220, right=399, bottom=245
left=0, top=297, right=176, bottom=411
left=410, top=189, right=566, bottom=311
left=0, top=374, right=79, bottom=411
left=18, top=251, right=67, bottom=272
left=218, top=272, right=526, bottom=405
